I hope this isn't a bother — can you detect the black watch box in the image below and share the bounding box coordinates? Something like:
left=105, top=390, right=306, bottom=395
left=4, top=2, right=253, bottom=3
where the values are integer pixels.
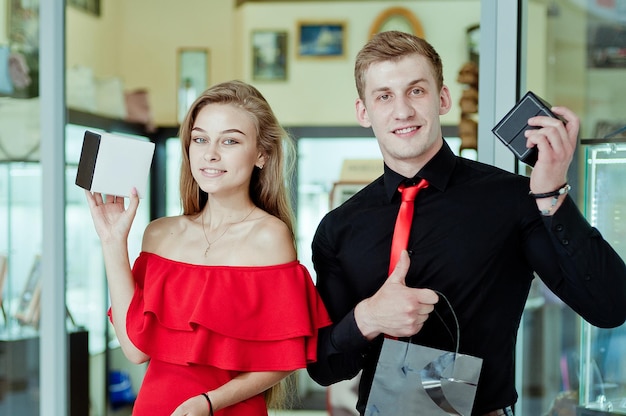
left=492, top=91, right=561, bottom=167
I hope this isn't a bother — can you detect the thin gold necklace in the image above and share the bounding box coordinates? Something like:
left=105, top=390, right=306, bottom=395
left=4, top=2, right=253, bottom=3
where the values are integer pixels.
left=201, top=206, right=256, bottom=256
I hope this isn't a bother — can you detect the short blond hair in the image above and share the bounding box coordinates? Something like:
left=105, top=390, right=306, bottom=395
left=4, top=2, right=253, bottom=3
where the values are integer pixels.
left=354, top=31, right=444, bottom=100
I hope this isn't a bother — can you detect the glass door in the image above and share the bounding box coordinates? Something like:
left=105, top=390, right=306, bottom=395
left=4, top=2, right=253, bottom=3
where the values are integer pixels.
left=579, top=140, right=626, bottom=414
left=517, top=1, right=626, bottom=414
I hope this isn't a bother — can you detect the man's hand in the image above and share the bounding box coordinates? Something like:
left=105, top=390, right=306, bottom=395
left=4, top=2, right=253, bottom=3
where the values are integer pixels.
left=525, top=106, right=579, bottom=215
left=355, top=250, right=439, bottom=340
left=525, top=106, right=578, bottom=194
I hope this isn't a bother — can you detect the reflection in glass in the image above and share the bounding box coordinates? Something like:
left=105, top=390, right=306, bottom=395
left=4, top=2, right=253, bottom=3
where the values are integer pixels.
left=579, top=142, right=626, bottom=414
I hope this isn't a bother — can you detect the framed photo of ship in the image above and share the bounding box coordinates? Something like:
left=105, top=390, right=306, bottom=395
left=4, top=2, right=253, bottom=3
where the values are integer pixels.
left=297, top=21, right=346, bottom=58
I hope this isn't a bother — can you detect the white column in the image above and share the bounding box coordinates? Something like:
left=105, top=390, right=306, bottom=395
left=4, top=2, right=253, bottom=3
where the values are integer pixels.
left=479, top=0, right=520, bottom=172
left=479, top=1, right=523, bottom=414
left=39, top=1, right=68, bottom=415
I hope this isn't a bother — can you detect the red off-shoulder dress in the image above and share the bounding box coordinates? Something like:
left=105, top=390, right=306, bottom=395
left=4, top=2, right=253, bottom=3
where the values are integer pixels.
left=119, top=252, right=332, bottom=416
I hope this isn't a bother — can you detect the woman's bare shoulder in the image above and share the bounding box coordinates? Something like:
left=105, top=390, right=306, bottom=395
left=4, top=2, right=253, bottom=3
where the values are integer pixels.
left=247, top=212, right=296, bottom=264
left=142, top=215, right=195, bottom=253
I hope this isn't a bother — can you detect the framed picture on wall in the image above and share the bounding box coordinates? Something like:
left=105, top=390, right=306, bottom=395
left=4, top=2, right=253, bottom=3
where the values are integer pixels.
left=177, top=48, right=209, bottom=123
left=252, top=30, right=288, bottom=81
left=297, top=21, right=346, bottom=58
left=368, top=7, right=424, bottom=40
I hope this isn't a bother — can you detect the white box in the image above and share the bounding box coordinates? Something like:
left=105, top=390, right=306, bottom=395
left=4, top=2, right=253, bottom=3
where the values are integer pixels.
left=75, top=130, right=155, bottom=198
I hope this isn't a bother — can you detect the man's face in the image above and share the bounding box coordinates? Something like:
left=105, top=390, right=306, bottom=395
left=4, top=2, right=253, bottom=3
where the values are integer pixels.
left=355, top=54, right=451, bottom=177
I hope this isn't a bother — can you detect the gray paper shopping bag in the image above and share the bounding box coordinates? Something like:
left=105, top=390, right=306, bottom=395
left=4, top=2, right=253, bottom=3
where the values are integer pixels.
left=364, top=338, right=482, bottom=415
left=365, top=292, right=482, bottom=415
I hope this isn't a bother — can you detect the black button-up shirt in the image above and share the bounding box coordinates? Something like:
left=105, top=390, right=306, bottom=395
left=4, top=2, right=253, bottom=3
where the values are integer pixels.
left=307, top=140, right=626, bottom=415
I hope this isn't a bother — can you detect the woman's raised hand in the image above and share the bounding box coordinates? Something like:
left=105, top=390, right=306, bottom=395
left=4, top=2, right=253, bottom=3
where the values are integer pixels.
left=84, top=188, right=140, bottom=244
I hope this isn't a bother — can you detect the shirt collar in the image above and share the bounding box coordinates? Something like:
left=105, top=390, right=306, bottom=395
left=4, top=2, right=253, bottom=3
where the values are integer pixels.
left=383, top=139, right=457, bottom=201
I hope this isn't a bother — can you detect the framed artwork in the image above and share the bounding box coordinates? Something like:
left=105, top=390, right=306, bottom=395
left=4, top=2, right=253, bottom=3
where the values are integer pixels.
left=252, top=30, right=288, bottom=81
left=67, top=0, right=101, bottom=16
left=177, top=48, right=209, bottom=123
left=297, top=21, right=346, bottom=58
left=369, top=7, right=424, bottom=40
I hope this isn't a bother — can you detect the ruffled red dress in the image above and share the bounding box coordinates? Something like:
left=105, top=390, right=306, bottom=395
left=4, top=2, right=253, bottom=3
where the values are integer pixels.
left=120, top=252, right=332, bottom=416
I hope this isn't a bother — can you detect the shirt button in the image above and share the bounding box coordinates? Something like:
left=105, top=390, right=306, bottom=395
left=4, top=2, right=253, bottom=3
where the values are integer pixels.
left=562, top=239, right=569, bottom=245
left=555, top=224, right=564, bottom=232
left=585, top=274, right=592, bottom=281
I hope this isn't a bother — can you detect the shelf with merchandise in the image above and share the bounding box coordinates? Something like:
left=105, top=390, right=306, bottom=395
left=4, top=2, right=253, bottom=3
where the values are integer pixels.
left=0, top=110, right=161, bottom=354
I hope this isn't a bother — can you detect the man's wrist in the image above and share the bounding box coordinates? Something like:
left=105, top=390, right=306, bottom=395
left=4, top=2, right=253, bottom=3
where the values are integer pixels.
left=531, top=183, right=571, bottom=216
left=529, top=183, right=570, bottom=199
left=354, top=299, right=380, bottom=341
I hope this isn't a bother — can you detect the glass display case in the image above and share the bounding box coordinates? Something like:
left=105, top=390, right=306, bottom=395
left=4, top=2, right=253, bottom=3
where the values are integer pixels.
left=0, top=159, right=92, bottom=416
left=0, top=117, right=152, bottom=415
left=577, top=138, right=626, bottom=415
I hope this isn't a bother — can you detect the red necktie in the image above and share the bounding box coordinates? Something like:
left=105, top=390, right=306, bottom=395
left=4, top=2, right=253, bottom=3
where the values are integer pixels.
left=389, top=178, right=429, bottom=275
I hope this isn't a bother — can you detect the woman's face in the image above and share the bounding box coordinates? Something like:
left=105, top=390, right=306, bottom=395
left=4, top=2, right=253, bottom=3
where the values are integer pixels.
left=189, top=103, right=265, bottom=197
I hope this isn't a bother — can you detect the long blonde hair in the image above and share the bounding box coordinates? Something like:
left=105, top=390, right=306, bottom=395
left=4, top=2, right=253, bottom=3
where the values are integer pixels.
left=177, top=80, right=297, bottom=408
left=178, top=80, right=296, bottom=238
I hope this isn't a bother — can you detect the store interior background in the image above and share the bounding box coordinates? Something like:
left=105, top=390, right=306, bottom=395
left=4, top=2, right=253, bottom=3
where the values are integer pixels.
left=1, top=0, right=626, bottom=415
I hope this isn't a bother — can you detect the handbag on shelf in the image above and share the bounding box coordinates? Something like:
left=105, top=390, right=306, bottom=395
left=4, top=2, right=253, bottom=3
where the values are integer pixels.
left=365, top=292, right=483, bottom=416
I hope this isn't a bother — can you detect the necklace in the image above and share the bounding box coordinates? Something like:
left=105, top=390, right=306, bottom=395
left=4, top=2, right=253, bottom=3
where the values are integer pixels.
left=201, top=206, right=256, bottom=256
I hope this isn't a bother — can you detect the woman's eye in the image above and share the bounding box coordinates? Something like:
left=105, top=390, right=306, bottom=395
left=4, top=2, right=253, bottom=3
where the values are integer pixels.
left=223, top=138, right=238, bottom=145
left=379, top=94, right=390, bottom=101
left=192, top=136, right=207, bottom=144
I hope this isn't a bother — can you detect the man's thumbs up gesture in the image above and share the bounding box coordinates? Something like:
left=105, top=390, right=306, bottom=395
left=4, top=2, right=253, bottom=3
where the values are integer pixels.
left=355, top=250, right=439, bottom=340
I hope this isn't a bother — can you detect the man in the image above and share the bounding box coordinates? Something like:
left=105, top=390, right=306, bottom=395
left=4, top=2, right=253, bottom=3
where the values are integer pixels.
left=306, top=31, right=626, bottom=415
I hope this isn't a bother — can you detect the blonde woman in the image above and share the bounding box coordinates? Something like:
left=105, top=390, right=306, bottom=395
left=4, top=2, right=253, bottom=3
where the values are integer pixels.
left=86, top=80, right=331, bottom=416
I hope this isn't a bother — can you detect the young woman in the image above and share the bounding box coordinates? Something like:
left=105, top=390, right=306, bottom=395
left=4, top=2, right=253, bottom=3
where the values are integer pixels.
left=86, top=80, right=331, bottom=416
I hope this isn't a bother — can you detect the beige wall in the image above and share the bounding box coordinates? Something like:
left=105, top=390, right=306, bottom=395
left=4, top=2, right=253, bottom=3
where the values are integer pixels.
left=67, top=0, right=238, bottom=126
left=238, top=1, right=481, bottom=127
left=67, top=0, right=481, bottom=127
left=67, top=2, right=124, bottom=80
